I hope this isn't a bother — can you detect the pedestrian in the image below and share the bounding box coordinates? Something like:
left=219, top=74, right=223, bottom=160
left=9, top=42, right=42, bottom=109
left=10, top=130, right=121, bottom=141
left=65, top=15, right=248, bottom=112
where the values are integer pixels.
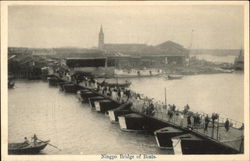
left=172, top=104, right=176, bottom=112
left=204, top=115, right=210, bottom=132
left=190, top=115, right=194, bottom=129
left=117, top=88, right=121, bottom=101
left=180, top=113, right=184, bottom=127
left=225, top=119, right=230, bottom=132
left=126, top=89, right=131, bottom=102
left=187, top=115, right=192, bottom=128
left=149, top=102, right=155, bottom=116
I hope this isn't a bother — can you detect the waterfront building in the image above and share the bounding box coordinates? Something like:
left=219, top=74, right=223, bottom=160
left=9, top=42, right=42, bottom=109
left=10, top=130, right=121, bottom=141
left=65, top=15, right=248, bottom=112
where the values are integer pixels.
left=64, top=57, right=115, bottom=77
left=97, top=25, right=188, bottom=68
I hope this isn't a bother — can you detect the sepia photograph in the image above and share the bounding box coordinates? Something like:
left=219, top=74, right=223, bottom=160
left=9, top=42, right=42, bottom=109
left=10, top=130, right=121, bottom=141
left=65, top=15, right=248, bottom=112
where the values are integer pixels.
left=1, top=1, right=249, bottom=160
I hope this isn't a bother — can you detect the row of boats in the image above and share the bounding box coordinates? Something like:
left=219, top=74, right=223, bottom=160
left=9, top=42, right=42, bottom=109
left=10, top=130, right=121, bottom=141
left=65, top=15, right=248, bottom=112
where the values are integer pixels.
left=46, top=75, right=242, bottom=155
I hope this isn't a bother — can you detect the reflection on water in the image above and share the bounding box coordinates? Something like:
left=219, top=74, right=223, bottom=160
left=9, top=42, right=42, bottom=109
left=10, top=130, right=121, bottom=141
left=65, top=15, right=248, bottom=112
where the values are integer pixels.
left=8, top=73, right=243, bottom=154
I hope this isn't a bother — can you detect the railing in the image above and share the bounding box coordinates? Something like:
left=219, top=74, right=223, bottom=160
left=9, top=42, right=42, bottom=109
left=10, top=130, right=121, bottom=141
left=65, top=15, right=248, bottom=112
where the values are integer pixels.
left=129, top=96, right=244, bottom=152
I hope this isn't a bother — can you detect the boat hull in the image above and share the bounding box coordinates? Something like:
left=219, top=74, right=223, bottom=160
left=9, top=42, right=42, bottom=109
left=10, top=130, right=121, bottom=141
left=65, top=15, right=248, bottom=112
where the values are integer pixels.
left=95, top=100, right=120, bottom=113
left=118, top=113, right=146, bottom=132
left=8, top=141, right=49, bottom=155
left=154, top=127, right=186, bottom=149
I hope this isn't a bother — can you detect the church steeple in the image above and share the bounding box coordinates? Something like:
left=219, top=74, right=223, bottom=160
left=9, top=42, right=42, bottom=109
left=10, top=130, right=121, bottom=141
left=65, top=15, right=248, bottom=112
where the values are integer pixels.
left=98, top=25, right=104, bottom=49
left=100, top=25, right=103, bottom=34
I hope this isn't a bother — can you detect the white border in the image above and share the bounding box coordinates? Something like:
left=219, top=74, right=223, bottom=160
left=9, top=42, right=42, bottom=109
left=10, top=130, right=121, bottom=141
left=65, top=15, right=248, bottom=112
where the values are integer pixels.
left=1, top=1, right=249, bottom=161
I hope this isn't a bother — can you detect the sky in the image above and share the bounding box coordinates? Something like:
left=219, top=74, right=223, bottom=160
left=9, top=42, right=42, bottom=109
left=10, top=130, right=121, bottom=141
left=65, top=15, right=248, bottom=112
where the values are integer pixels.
left=8, top=4, right=244, bottom=49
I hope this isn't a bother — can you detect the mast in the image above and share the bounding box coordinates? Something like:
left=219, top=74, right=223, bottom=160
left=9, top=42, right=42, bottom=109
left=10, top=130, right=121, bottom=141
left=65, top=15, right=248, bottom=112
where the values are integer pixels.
left=164, top=87, right=167, bottom=106
left=187, top=29, right=194, bottom=66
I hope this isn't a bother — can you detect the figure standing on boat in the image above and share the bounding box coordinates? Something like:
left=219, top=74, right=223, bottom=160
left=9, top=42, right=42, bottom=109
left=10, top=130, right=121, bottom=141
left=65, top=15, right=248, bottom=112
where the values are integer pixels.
left=32, top=134, right=38, bottom=145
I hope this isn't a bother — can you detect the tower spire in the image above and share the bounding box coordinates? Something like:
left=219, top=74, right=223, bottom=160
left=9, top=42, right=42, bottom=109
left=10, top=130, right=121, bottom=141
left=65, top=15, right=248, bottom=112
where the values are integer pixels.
left=100, top=25, right=103, bottom=33
left=98, top=25, right=104, bottom=49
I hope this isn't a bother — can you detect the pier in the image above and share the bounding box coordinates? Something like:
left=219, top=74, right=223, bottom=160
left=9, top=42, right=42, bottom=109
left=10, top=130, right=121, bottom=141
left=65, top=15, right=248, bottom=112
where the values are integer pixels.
left=46, top=73, right=244, bottom=154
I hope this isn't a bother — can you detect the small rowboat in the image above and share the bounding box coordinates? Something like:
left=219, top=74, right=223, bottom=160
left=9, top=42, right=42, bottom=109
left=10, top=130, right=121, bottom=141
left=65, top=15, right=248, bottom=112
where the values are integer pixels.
left=166, top=75, right=183, bottom=80
left=8, top=140, right=50, bottom=154
left=8, top=81, right=15, bottom=89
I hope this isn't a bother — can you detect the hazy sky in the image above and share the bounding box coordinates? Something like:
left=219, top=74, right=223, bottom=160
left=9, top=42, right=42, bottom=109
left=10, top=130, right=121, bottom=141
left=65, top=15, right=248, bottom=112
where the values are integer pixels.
left=8, top=5, right=244, bottom=49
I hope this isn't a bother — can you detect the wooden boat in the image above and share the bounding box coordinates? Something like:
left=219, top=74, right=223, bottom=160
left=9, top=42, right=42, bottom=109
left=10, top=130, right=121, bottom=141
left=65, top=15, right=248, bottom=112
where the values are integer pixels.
left=63, top=83, right=83, bottom=93
left=108, top=102, right=133, bottom=123
left=114, top=69, right=162, bottom=78
left=118, top=113, right=146, bottom=132
left=94, top=99, right=120, bottom=113
left=166, top=75, right=183, bottom=80
left=8, top=140, right=49, bottom=154
left=58, top=82, right=72, bottom=91
left=215, top=68, right=234, bottom=73
left=8, top=80, right=15, bottom=89
left=98, top=81, right=131, bottom=88
left=88, top=96, right=105, bottom=108
left=234, top=49, right=244, bottom=71
left=154, top=127, right=186, bottom=149
left=48, top=77, right=64, bottom=86
left=8, top=74, right=15, bottom=89
left=171, top=133, right=239, bottom=154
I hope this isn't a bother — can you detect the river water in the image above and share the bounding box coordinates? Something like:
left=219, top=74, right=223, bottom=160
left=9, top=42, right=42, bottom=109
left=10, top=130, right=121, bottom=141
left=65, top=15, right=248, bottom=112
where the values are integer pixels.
left=8, top=73, right=243, bottom=154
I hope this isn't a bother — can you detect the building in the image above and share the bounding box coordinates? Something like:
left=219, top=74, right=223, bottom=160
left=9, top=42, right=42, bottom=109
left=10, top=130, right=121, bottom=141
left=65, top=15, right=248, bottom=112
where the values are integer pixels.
left=64, top=57, right=115, bottom=77
left=97, top=25, right=188, bottom=68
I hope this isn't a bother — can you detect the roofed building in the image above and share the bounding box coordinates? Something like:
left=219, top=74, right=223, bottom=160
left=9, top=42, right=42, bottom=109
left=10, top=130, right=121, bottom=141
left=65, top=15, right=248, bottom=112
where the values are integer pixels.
left=97, top=25, right=189, bottom=68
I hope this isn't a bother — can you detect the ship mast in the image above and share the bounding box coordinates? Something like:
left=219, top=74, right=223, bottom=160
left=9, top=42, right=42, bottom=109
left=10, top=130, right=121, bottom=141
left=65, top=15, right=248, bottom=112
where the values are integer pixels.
left=187, top=29, right=194, bottom=66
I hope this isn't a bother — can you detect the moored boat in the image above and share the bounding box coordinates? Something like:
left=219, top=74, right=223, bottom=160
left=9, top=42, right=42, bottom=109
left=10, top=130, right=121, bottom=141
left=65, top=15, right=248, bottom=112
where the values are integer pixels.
left=94, top=100, right=120, bottom=113
left=79, top=91, right=99, bottom=103
left=58, top=82, right=72, bottom=91
left=118, top=113, right=146, bottom=132
left=98, top=81, right=132, bottom=88
left=114, top=69, right=162, bottom=78
left=88, top=96, right=105, bottom=108
left=171, top=133, right=239, bottom=154
left=8, top=140, right=49, bottom=154
left=48, top=76, right=64, bottom=86
left=154, top=126, right=186, bottom=149
left=63, top=83, right=83, bottom=93
left=108, top=102, right=133, bottom=123
left=8, top=74, right=15, bottom=89
left=8, top=80, right=15, bottom=89
left=234, top=49, right=244, bottom=71
left=166, top=75, right=183, bottom=80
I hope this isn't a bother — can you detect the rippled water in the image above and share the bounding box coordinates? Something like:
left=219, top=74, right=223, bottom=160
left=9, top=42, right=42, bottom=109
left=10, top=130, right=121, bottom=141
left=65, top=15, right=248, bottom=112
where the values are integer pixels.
left=8, top=73, right=243, bottom=154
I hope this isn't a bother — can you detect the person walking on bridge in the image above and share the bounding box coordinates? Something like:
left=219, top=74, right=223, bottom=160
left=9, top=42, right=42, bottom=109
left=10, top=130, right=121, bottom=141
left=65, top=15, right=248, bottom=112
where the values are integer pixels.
left=204, top=115, right=210, bottom=133
left=225, top=118, right=230, bottom=132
